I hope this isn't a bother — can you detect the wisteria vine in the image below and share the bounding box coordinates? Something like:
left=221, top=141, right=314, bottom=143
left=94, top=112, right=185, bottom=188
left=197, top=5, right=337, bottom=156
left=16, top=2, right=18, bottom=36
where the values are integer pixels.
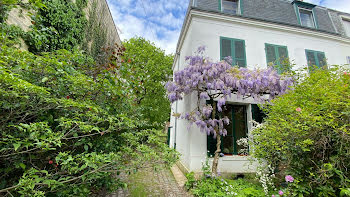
left=166, top=46, right=294, bottom=138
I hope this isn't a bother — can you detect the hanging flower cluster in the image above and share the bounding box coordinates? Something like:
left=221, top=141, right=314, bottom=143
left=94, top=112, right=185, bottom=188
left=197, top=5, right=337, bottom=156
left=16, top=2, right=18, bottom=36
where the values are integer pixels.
left=166, top=46, right=294, bottom=137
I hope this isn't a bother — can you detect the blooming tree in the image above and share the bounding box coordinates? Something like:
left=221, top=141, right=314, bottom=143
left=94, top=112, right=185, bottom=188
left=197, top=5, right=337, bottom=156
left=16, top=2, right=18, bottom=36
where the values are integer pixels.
left=166, top=46, right=294, bottom=175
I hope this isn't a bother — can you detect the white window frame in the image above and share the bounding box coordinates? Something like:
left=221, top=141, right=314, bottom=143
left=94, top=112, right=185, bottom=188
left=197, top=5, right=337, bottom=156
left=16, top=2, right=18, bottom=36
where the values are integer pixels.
left=341, top=15, right=350, bottom=37
left=221, top=0, right=241, bottom=15
left=298, top=7, right=316, bottom=28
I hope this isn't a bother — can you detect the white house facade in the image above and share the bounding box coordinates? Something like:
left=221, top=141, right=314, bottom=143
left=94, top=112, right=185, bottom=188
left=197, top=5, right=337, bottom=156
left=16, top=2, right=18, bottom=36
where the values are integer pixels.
left=169, top=0, right=350, bottom=174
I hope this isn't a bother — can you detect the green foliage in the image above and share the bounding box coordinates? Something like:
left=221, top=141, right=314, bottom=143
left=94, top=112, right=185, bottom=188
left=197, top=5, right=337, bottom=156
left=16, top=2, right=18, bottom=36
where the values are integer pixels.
left=0, top=0, right=45, bottom=23
left=252, top=67, right=350, bottom=196
left=0, top=23, right=25, bottom=46
left=190, top=177, right=265, bottom=197
left=0, top=35, right=178, bottom=196
left=185, top=172, right=196, bottom=191
left=120, top=37, right=174, bottom=126
left=25, top=0, right=87, bottom=53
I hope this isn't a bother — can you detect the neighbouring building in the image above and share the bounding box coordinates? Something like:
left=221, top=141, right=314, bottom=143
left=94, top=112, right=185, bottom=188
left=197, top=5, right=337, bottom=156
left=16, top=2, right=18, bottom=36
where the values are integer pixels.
left=169, top=0, right=350, bottom=175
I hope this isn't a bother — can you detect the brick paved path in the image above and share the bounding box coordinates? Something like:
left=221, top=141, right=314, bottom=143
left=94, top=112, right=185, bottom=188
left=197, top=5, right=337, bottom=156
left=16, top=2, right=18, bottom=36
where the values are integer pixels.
left=105, top=168, right=192, bottom=197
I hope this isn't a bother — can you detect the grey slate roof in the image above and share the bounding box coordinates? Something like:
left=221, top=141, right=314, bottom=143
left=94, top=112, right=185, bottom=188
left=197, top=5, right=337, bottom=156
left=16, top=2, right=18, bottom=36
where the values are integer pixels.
left=191, top=0, right=350, bottom=37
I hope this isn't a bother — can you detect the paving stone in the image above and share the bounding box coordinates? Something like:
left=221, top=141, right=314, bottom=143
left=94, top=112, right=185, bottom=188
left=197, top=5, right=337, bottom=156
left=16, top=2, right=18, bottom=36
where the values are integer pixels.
left=104, top=167, right=191, bottom=197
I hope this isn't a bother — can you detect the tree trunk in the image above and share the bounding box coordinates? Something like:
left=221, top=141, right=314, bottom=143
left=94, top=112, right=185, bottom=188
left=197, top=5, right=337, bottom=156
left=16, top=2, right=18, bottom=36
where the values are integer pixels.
left=212, top=132, right=221, bottom=176
left=210, top=100, right=221, bottom=176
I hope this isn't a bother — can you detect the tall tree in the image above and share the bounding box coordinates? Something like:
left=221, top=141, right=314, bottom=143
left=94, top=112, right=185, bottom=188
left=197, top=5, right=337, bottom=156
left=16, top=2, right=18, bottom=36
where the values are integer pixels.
left=121, top=37, right=174, bottom=126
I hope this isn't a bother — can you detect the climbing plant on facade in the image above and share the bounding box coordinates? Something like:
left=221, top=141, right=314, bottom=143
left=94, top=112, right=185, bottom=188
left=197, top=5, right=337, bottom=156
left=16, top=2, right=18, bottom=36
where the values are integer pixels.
left=166, top=46, right=294, bottom=175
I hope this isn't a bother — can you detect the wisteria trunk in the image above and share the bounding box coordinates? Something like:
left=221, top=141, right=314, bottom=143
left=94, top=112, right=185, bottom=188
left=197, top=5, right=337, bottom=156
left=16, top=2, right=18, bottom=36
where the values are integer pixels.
left=211, top=101, right=221, bottom=175
left=212, top=132, right=221, bottom=175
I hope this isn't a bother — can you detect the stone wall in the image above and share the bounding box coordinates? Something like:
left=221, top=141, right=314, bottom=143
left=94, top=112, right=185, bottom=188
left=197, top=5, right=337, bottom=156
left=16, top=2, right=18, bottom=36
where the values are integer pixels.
left=85, top=0, right=121, bottom=46
left=5, top=0, right=121, bottom=49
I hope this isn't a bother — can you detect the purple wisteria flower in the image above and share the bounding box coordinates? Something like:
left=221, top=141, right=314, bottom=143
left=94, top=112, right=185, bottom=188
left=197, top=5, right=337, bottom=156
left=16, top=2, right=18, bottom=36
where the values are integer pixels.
left=217, top=97, right=226, bottom=112
left=165, top=46, right=294, bottom=139
left=278, top=190, right=284, bottom=195
left=200, top=92, right=210, bottom=99
left=285, top=175, right=294, bottom=183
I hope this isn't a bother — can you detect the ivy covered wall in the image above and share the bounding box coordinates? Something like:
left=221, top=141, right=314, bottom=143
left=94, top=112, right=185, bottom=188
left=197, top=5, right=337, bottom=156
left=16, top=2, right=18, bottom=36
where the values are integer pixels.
left=4, top=0, right=120, bottom=60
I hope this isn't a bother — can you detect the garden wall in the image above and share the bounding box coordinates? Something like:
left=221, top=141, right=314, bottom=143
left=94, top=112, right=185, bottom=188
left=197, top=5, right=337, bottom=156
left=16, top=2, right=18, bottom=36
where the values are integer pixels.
left=6, top=0, right=121, bottom=49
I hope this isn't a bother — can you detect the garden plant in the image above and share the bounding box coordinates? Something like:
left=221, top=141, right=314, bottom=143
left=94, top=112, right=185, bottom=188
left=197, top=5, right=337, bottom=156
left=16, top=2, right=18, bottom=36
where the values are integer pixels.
left=0, top=1, right=178, bottom=196
left=166, top=46, right=294, bottom=175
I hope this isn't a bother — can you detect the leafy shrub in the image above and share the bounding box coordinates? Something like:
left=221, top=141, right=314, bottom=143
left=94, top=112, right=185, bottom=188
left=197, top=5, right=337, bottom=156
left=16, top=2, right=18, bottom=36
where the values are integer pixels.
left=191, top=177, right=265, bottom=197
left=25, top=0, right=87, bottom=53
left=252, top=67, right=350, bottom=196
left=185, top=172, right=196, bottom=191
left=0, top=35, right=178, bottom=196
left=121, top=37, right=173, bottom=126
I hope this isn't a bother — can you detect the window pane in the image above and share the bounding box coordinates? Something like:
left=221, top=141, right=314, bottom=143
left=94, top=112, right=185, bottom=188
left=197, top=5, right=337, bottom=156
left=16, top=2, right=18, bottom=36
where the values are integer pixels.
left=317, top=52, right=326, bottom=68
left=235, top=60, right=244, bottom=67
left=347, top=56, right=350, bottom=64
left=300, top=9, right=315, bottom=28
left=235, top=40, right=245, bottom=59
left=222, top=0, right=238, bottom=14
left=306, top=51, right=316, bottom=68
left=266, top=45, right=276, bottom=64
left=222, top=105, right=233, bottom=154
left=278, top=47, right=288, bottom=59
left=207, top=134, right=216, bottom=157
left=251, top=104, right=265, bottom=124
left=221, top=38, right=232, bottom=61
left=222, top=137, right=234, bottom=154
left=233, top=106, right=247, bottom=155
left=343, top=19, right=350, bottom=37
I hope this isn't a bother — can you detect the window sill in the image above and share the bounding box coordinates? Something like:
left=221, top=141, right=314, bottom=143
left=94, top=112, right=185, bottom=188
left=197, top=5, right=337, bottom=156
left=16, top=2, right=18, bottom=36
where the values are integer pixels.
left=209, top=155, right=251, bottom=161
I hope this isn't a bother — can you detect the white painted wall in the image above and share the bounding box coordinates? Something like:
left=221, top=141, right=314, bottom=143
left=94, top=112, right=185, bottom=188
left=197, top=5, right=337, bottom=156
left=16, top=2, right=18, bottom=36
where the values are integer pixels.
left=170, top=10, right=350, bottom=173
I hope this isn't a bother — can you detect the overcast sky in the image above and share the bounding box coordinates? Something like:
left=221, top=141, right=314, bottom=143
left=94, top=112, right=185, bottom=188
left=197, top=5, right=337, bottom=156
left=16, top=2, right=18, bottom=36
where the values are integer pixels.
left=107, top=0, right=350, bottom=54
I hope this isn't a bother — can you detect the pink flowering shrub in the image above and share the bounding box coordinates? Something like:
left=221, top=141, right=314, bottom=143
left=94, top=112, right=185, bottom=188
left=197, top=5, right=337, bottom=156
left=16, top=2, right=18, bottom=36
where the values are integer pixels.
left=251, top=66, right=350, bottom=196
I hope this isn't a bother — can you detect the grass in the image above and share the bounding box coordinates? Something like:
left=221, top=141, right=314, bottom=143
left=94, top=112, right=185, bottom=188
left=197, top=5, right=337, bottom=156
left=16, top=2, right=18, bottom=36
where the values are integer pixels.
left=127, top=169, right=166, bottom=197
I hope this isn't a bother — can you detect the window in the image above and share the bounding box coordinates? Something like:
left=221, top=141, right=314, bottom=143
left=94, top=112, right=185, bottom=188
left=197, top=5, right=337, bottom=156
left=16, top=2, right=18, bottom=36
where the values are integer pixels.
left=220, top=37, right=246, bottom=67
left=299, top=8, right=315, bottom=28
left=305, top=49, right=327, bottom=70
left=343, top=18, right=350, bottom=37
left=207, top=104, right=265, bottom=156
left=347, top=56, right=350, bottom=64
left=207, top=105, right=248, bottom=156
left=221, top=0, right=239, bottom=15
left=265, top=43, right=289, bottom=74
left=293, top=1, right=318, bottom=29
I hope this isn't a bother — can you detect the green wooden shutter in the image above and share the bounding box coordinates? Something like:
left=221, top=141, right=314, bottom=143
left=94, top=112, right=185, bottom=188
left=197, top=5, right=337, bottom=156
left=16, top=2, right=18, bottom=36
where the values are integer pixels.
left=221, top=38, right=232, bottom=62
left=266, top=44, right=276, bottom=66
left=278, top=46, right=288, bottom=59
left=306, top=50, right=326, bottom=70
left=206, top=100, right=217, bottom=157
left=306, top=50, right=317, bottom=69
left=316, top=52, right=326, bottom=68
left=277, top=46, right=288, bottom=74
left=167, top=127, right=171, bottom=146
left=234, top=40, right=246, bottom=67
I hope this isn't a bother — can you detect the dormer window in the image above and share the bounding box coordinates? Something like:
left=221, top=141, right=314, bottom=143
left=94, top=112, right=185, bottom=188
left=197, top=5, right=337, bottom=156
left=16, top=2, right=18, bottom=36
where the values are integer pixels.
left=221, top=0, right=240, bottom=15
left=299, top=8, right=315, bottom=28
left=293, top=0, right=318, bottom=29
left=342, top=17, right=350, bottom=37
